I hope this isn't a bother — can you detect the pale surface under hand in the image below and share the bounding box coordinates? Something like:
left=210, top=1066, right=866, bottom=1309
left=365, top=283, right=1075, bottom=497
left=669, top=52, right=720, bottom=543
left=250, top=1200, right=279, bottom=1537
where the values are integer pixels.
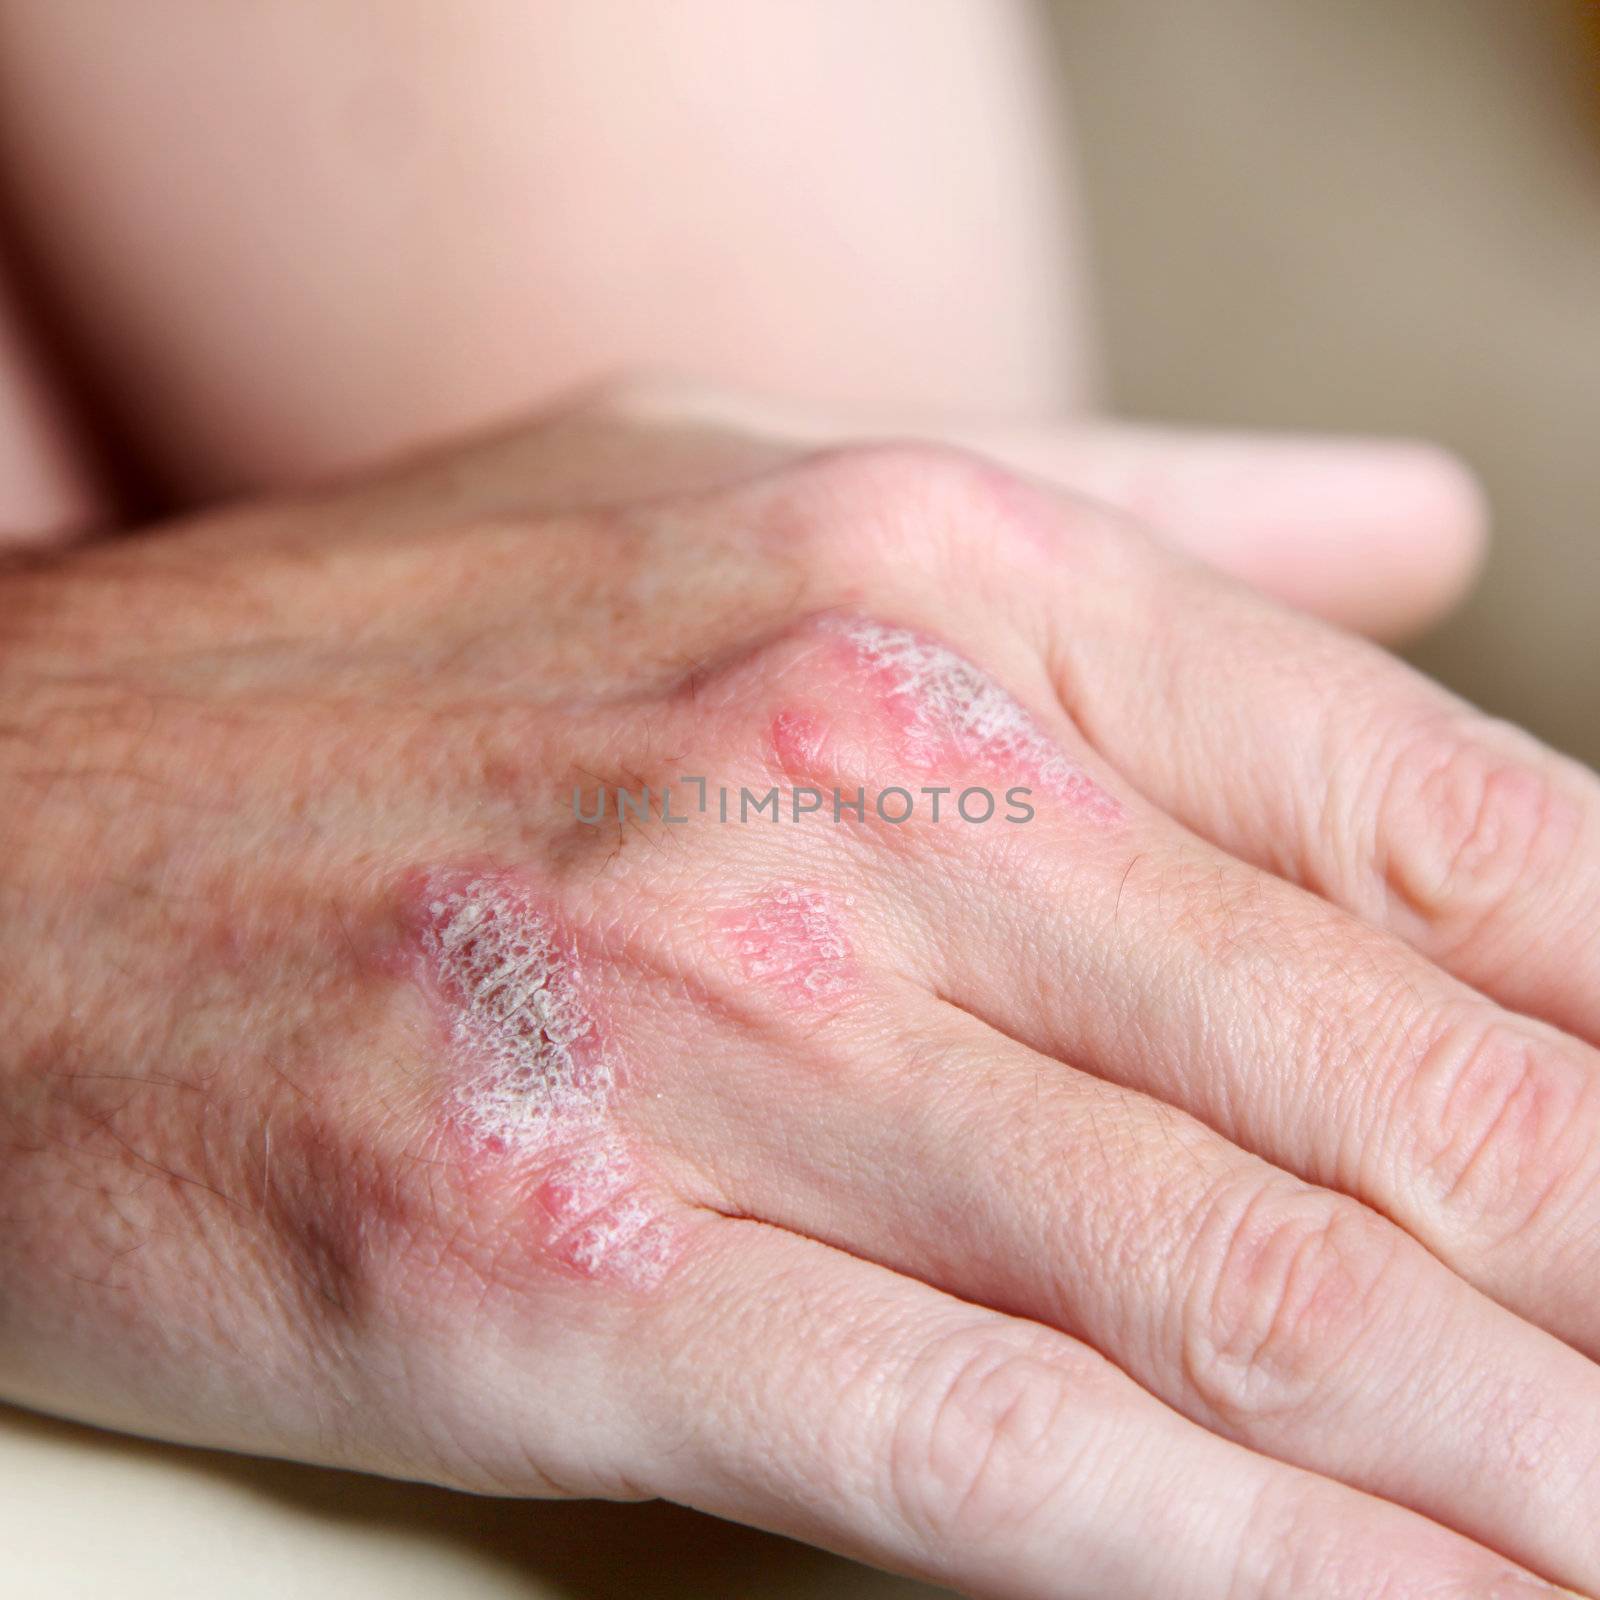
left=0, top=1404, right=946, bottom=1600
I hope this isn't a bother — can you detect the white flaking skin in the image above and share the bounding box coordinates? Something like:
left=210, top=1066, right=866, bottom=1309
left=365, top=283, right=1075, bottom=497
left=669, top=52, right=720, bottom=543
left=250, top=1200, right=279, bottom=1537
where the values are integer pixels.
left=425, top=876, right=610, bottom=1139
left=830, top=616, right=1115, bottom=811
left=422, top=872, right=669, bottom=1287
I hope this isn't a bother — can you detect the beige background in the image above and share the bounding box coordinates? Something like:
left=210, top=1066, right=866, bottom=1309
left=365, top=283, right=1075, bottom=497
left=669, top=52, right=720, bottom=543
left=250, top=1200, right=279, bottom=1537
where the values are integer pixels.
left=2, top=4, right=1596, bottom=1596
left=1056, top=0, right=1600, bottom=767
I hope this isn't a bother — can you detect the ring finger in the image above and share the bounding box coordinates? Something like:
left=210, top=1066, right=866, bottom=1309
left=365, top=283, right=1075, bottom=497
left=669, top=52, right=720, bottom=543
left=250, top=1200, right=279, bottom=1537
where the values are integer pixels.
left=656, top=985, right=1600, bottom=1595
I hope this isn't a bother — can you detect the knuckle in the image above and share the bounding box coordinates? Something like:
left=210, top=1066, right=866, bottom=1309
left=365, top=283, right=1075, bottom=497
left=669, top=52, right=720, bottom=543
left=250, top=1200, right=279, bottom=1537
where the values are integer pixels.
left=1400, top=1010, right=1597, bottom=1249
left=887, top=1328, right=1099, bottom=1546
left=767, top=441, right=1057, bottom=584
left=1374, top=713, right=1580, bottom=951
left=1181, top=1182, right=1404, bottom=1429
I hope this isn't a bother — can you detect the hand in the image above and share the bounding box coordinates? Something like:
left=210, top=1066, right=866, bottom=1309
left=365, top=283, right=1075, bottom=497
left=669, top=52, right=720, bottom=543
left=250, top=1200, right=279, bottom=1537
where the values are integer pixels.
left=620, top=377, right=1488, bottom=642
left=1, top=391, right=1594, bottom=1599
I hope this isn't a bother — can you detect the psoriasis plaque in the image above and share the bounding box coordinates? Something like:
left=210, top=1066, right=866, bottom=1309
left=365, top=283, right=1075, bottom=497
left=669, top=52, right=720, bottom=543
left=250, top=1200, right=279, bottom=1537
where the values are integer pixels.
left=824, top=615, right=1120, bottom=820
left=414, top=868, right=675, bottom=1290
left=714, top=883, right=856, bottom=1008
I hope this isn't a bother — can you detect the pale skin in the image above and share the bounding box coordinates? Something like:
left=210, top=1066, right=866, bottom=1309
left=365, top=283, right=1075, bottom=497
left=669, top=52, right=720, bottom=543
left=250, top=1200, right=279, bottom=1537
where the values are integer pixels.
left=0, top=4, right=1595, bottom=1599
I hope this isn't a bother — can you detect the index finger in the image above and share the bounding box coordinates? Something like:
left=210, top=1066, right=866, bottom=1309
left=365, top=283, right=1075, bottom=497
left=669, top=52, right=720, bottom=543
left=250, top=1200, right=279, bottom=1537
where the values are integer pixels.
left=1036, top=511, right=1600, bottom=1045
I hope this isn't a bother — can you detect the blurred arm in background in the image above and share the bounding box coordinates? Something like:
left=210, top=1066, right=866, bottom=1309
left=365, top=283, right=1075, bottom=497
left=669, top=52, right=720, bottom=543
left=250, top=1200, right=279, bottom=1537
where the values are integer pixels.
left=0, top=0, right=1480, bottom=635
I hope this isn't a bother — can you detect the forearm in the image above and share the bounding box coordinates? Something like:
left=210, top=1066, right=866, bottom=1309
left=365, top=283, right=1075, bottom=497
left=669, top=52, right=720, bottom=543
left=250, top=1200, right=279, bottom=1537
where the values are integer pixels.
left=0, top=0, right=1094, bottom=508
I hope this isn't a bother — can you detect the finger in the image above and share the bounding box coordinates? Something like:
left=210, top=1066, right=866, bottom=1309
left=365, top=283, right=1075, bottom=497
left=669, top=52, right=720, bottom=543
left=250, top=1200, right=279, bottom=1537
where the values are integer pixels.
left=913, top=732, right=1600, bottom=1365
left=944, top=421, right=1486, bottom=642
left=627, top=1213, right=1564, bottom=1600
left=613, top=375, right=1487, bottom=638
left=662, top=994, right=1600, bottom=1596
left=1036, top=521, right=1600, bottom=1043
left=677, top=588, right=1600, bottom=1360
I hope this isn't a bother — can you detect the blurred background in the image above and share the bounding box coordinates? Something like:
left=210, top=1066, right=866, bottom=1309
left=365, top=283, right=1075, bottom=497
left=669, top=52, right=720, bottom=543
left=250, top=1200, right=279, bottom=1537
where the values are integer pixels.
left=2, top=3, right=1596, bottom=1597
left=1055, top=0, right=1600, bottom=767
